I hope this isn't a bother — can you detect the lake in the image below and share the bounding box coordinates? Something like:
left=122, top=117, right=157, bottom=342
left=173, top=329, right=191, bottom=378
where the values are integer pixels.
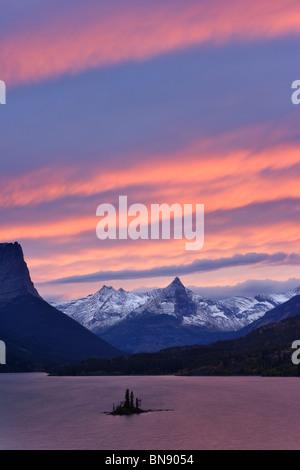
left=1, top=373, right=300, bottom=450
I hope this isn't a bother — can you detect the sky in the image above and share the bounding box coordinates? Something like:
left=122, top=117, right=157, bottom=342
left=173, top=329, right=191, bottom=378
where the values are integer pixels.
left=1, top=0, right=300, bottom=301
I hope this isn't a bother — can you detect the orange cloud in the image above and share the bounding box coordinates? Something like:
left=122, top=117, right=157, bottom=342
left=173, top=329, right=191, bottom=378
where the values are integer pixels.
left=2, top=131, right=300, bottom=292
left=1, top=0, right=300, bottom=86
left=1, top=140, right=300, bottom=213
left=24, top=213, right=300, bottom=296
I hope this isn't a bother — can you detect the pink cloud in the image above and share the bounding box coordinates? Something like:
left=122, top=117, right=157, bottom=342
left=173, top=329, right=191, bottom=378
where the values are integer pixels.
left=1, top=0, right=300, bottom=86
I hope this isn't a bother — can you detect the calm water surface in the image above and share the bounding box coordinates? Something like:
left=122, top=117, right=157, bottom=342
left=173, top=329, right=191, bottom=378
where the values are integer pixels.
left=1, top=373, right=300, bottom=450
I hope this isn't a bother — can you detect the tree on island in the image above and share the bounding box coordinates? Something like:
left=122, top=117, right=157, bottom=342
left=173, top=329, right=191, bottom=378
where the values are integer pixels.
left=110, top=389, right=143, bottom=415
left=125, top=388, right=130, bottom=408
left=130, top=391, right=134, bottom=408
left=106, top=389, right=172, bottom=415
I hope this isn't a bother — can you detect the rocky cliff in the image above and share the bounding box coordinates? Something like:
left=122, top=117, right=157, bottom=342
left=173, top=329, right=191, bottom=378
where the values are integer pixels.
left=0, top=242, right=40, bottom=299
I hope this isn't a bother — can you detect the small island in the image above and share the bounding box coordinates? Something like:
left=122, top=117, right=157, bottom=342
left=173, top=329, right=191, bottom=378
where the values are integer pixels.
left=105, top=388, right=172, bottom=415
left=108, top=389, right=146, bottom=415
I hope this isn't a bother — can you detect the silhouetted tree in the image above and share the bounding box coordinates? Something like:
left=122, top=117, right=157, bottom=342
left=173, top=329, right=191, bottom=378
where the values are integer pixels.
left=130, top=391, right=134, bottom=408
left=125, top=388, right=130, bottom=408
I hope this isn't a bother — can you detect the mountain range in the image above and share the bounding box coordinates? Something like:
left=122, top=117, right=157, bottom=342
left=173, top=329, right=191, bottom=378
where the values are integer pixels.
left=50, top=295, right=300, bottom=377
left=52, top=276, right=300, bottom=353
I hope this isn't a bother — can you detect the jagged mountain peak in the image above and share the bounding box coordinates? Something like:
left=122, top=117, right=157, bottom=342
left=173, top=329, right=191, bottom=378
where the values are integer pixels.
left=169, top=276, right=184, bottom=286
left=99, top=285, right=115, bottom=292
left=128, top=275, right=195, bottom=320
left=165, top=276, right=186, bottom=293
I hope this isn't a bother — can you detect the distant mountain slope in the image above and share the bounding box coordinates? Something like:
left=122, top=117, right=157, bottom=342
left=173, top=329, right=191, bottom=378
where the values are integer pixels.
left=0, top=293, right=123, bottom=368
left=0, top=242, right=122, bottom=370
left=53, top=277, right=300, bottom=353
left=49, top=297, right=300, bottom=377
left=233, top=294, right=300, bottom=337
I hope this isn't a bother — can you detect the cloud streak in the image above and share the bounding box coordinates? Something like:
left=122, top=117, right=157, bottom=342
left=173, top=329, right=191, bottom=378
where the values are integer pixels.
left=2, top=0, right=300, bottom=86
left=2, top=139, right=300, bottom=210
left=45, top=252, right=300, bottom=284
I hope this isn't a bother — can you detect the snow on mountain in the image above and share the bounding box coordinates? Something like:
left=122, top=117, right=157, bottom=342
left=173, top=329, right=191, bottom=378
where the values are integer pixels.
left=219, top=287, right=300, bottom=327
left=51, top=278, right=300, bottom=336
left=52, top=285, right=159, bottom=333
